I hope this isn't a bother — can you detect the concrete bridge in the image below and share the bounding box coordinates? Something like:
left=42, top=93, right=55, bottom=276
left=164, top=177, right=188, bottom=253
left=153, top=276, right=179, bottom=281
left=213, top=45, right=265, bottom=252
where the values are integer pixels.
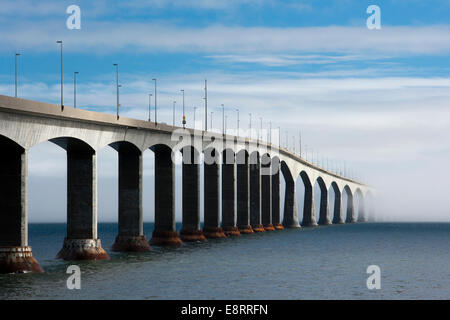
left=0, top=94, right=373, bottom=273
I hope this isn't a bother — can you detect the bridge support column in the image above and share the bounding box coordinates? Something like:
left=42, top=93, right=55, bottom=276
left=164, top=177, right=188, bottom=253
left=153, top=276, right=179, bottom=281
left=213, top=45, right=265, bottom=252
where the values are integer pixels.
left=180, top=149, right=205, bottom=242
left=357, top=197, right=366, bottom=222
left=368, top=207, right=376, bottom=222
left=237, top=152, right=253, bottom=234
left=332, top=190, right=345, bottom=224
left=271, top=160, right=283, bottom=230
left=261, top=156, right=274, bottom=231
left=318, top=185, right=332, bottom=225
left=345, top=193, right=356, bottom=223
left=150, top=145, right=182, bottom=246
left=57, top=145, right=109, bottom=260
left=112, top=147, right=149, bottom=252
left=0, top=141, right=42, bottom=273
left=283, top=180, right=301, bottom=228
left=301, top=182, right=318, bottom=227
left=222, top=151, right=239, bottom=236
left=203, top=150, right=226, bottom=238
left=250, top=155, right=265, bottom=232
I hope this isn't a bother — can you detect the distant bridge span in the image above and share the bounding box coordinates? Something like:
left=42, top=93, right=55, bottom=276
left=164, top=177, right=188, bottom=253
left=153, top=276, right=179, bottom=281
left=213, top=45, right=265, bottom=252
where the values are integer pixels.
left=0, top=95, right=374, bottom=273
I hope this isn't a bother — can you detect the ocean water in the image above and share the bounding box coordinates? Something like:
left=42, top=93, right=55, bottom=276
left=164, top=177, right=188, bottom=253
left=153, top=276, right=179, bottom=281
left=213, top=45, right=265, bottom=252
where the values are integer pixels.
left=0, top=222, right=449, bottom=300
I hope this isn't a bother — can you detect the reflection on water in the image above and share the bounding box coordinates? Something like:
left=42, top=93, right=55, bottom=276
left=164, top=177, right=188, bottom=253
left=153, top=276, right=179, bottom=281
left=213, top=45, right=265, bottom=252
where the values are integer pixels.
left=1, top=222, right=449, bottom=299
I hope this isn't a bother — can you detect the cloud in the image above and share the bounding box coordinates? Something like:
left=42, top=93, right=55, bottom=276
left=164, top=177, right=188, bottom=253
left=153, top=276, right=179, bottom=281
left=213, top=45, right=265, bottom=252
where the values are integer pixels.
left=2, top=20, right=450, bottom=56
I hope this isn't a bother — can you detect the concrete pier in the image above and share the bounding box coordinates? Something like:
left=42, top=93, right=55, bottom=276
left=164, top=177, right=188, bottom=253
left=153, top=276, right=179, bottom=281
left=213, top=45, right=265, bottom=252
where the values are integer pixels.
left=282, top=163, right=301, bottom=228
left=317, top=179, right=332, bottom=225
left=300, top=172, right=318, bottom=227
left=203, top=149, right=226, bottom=238
left=250, top=153, right=265, bottom=232
left=271, top=158, right=283, bottom=230
left=332, top=184, right=345, bottom=224
left=357, top=194, right=366, bottom=222
left=237, top=151, right=253, bottom=234
left=180, top=147, right=205, bottom=242
left=261, top=154, right=274, bottom=231
left=345, top=189, right=356, bottom=223
left=150, top=145, right=182, bottom=246
left=56, top=139, right=109, bottom=260
left=112, top=143, right=150, bottom=252
left=222, top=149, right=240, bottom=236
left=0, top=136, right=42, bottom=273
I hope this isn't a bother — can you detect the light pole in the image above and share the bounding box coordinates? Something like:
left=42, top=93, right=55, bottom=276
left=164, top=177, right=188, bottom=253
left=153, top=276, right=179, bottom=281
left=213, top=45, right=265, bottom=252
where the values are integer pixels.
left=249, top=113, right=252, bottom=138
left=210, top=111, right=214, bottom=129
left=259, top=117, right=262, bottom=141
left=172, top=101, right=176, bottom=126
left=152, top=78, right=157, bottom=124
left=73, top=71, right=78, bottom=108
left=193, top=106, right=197, bottom=129
left=148, top=93, right=152, bottom=122
left=113, top=64, right=120, bottom=119
left=56, top=40, right=63, bottom=109
left=225, top=115, right=228, bottom=134
left=15, top=53, right=20, bottom=98
left=299, top=131, right=302, bottom=157
left=236, top=108, right=239, bottom=136
left=269, top=121, right=272, bottom=144
left=221, top=104, right=225, bottom=135
left=278, top=126, right=281, bottom=147
left=181, top=89, right=186, bottom=128
left=204, top=79, right=208, bottom=131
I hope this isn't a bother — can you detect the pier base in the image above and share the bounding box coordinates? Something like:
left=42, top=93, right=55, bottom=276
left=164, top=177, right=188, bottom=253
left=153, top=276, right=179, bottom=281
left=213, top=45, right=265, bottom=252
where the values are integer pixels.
left=149, top=230, right=183, bottom=246
left=179, top=229, right=206, bottom=242
left=0, top=246, right=43, bottom=274
left=263, top=224, right=276, bottom=231
left=274, top=223, right=284, bottom=230
left=252, top=224, right=266, bottom=232
left=57, top=238, right=109, bottom=261
left=202, top=227, right=226, bottom=239
left=238, top=225, right=254, bottom=234
left=223, top=226, right=241, bottom=237
left=112, top=235, right=150, bottom=252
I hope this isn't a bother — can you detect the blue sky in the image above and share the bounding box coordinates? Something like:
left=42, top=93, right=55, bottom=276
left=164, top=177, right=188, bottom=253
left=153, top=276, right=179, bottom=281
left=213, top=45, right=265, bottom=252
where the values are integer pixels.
left=1, top=0, right=450, bottom=222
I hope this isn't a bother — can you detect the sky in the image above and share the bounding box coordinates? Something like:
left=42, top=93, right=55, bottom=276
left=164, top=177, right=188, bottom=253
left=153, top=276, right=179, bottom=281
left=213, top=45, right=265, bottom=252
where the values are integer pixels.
left=1, top=0, right=450, bottom=222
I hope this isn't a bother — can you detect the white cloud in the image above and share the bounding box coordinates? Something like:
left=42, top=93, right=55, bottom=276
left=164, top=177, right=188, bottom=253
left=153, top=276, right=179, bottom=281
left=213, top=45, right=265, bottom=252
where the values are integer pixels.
left=2, top=21, right=450, bottom=56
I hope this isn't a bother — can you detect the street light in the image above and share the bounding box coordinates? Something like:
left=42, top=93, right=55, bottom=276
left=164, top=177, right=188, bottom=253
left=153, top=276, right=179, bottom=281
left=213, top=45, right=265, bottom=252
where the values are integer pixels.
left=269, top=121, right=272, bottom=144
left=259, top=117, right=262, bottom=141
left=181, top=89, right=186, bottom=128
left=204, top=79, right=208, bottom=131
left=249, top=113, right=252, bottom=138
left=152, top=78, right=157, bottom=124
left=210, top=111, right=214, bottom=129
left=15, top=53, right=20, bottom=98
left=73, top=71, right=78, bottom=108
left=236, top=108, right=240, bottom=136
left=221, top=104, right=225, bottom=134
left=172, top=100, right=176, bottom=126
left=148, top=93, right=152, bottom=122
left=113, top=64, right=120, bottom=119
left=56, top=40, right=63, bottom=109
left=225, top=115, right=228, bottom=134
left=193, top=106, right=197, bottom=129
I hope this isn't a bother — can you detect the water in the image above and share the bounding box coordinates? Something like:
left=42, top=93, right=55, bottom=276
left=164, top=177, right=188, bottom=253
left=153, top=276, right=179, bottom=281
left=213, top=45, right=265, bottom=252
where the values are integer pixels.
left=0, top=222, right=449, bottom=299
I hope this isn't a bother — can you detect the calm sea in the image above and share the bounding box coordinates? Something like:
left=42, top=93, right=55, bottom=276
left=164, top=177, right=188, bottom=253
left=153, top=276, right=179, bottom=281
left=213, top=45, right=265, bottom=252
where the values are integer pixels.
left=0, top=222, right=449, bottom=300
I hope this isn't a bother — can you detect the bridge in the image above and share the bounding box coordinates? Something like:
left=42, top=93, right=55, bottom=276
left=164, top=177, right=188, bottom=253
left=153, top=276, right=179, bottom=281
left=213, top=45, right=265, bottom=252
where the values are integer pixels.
left=0, top=94, right=373, bottom=273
